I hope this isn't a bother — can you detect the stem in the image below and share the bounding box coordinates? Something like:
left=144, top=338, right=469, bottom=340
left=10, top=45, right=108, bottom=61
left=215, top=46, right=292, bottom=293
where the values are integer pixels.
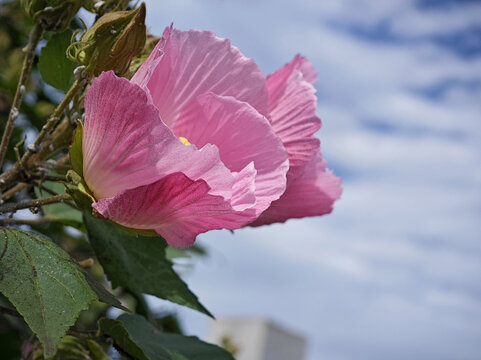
left=35, top=182, right=78, bottom=210
left=31, top=175, right=67, bottom=182
left=0, top=217, right=50, bottom=226
left=0, top=24, right=43, bottom=170
left=1, top=183, right=28, bottom=201
left=0, top=194, right=71, bottom=214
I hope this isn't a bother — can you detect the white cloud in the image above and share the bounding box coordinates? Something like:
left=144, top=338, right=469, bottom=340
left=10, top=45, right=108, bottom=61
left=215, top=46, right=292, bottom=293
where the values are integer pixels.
left=143, top=0, right=481, bottom=359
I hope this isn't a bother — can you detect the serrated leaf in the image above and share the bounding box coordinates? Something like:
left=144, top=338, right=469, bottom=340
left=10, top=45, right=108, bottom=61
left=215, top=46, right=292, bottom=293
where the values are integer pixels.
left=35, top=181, right=83, bottom=228
left=0, top=229, right=98, bottom=356
left=39, top=30, right=77, bottom=92
left=99, top=314, right=234, bottom=360
left=83, top=215, right=212, bottom=317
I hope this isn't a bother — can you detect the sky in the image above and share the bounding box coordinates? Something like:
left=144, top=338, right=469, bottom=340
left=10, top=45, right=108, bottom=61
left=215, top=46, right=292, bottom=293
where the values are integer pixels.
left=140, top=1, right=481, bottom=359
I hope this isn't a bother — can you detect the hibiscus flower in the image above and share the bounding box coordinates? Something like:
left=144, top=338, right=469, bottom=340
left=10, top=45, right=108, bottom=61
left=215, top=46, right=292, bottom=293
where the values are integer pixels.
left=81, top=26, right=341, bottom=247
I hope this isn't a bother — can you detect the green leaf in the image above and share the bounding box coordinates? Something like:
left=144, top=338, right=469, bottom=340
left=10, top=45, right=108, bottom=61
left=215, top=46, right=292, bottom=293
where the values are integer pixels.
left=35, top=181, right=83, bottom=228
left=0, top=229, right=98, bottom=356
left=69, top=121, right=83, bottom=178
left=39, top=30, right=77, bottom=92
left=83, top=214, right=212, bottom=317
left=99, top=314, right=234, bottom=360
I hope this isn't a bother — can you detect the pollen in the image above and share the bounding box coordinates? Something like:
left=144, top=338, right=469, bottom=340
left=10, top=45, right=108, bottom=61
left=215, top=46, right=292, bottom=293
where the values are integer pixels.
left=179, top=136, right=191, bottom=146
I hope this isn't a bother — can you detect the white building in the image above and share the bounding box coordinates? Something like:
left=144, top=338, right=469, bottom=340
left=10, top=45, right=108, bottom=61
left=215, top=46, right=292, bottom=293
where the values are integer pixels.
left=206, top=317, right=306, bottom=360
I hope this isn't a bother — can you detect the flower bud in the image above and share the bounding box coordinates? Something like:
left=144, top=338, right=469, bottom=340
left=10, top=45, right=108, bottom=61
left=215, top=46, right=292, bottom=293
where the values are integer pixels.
left=22, top=0, right=83, bottom=32
left=83, top=0, right=130, bottom=15
left=67, top=3, right=146, bottom=76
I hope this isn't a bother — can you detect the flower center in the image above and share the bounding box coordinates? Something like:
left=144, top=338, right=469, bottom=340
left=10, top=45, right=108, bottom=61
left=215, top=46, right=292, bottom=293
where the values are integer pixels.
left=179, top=136, right=191, bottom=146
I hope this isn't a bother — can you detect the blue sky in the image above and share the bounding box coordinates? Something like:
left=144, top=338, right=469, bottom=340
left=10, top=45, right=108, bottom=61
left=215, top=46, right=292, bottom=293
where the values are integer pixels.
left=140, top=1, right=481, bottom=359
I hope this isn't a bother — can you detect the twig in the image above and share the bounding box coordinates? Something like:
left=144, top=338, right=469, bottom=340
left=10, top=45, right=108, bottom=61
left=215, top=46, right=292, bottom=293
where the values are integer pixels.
left=31, top=174, right=67, bottom=182
left=1, top=183, right=28, bottom=201
left=0, top=217, right=50, bottom=226
left=0, top=24, right=43, bottom=170
left=56, top=153, right=70, bottom=166
left=0, top=194, right=71, bottom=214
left=35, top=182, right=79, bottom=210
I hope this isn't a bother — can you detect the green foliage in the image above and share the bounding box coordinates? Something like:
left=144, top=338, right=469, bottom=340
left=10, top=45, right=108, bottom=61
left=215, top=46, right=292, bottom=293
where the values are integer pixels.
left=84, top=214, right=213, bottom=317
left=99, top=314, right=235, bottom=360
left=39, top=30, right=77, bottom=92
left=0, top=229, right=98, bottom=356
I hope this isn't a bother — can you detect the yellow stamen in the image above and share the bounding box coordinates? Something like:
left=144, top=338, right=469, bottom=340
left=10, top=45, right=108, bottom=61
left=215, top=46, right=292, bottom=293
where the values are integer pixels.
left=179, top=136, right=191, bottom=146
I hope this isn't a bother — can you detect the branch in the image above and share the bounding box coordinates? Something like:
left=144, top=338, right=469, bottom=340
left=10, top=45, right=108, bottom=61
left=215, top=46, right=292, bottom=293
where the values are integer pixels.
left=0, top=194, right=71, bottom=214
left=1, top=182, right=28, bottom=201
left=0, top=24, right=43, bottom=170
left=0, top=217, right=50, bottom=226
left=34, top=182, right=78, bottom=210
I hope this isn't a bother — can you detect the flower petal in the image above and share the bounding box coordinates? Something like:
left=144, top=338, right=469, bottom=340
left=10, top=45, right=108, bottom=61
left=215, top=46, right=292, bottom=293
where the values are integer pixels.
left=93, top=172, right=253, bottom=247
left=280, top=54, right=318, bottom=84
left=136, top=27, right=269, bottom=128
left=231, top=162, right=257, bottom=211
left=173, top=93, right=289, bottom=217
left=250, top=152, right=342, bottom=226
left=83, top=71, right=235, bottom=200
left=130, top=26, right=169, bottom=89
left=266, top=55, right=321, bottom=180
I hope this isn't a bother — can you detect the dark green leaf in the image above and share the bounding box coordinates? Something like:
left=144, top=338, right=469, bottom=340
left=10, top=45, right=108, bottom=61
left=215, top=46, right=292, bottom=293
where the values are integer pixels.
left=0, top=229, right=97, bottom=356
left=99, top=314, right=234, bottom=360
left=83, top=215, right=212, bottom=317
left=39, top=30, right=77, bottom=92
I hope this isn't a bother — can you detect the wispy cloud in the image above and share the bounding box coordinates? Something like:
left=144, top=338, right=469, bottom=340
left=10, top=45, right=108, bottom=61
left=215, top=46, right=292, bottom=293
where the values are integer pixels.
left=143, top=0, right=481, bottom=359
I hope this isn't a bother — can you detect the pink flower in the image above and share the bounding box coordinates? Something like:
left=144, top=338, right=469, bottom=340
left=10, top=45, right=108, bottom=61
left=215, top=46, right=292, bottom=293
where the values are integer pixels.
left=82, top=26, right=341, bottom=247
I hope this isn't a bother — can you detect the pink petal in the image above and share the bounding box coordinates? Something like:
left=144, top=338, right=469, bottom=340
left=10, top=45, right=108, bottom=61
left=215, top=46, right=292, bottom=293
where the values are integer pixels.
left=93, top=172, right=253, bottom=248
left=173, top=93, right=289, bottom=217
left=231, top=162, right=257, bottom=211
left=131, top=25, right=170, bottom=89
left=250, top=152, right=342, bottom=226
left=266, top=55, right=322, bottom=180
left=136, top=27, right=269, bottom=128
left=83, top=71, right=235, bottom=201
left=282, top=54, right=318, bottom=84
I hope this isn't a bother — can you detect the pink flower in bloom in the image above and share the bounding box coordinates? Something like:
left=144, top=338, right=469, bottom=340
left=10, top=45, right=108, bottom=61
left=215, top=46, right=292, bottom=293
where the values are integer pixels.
left=82, top=26, right=341, bottom=248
